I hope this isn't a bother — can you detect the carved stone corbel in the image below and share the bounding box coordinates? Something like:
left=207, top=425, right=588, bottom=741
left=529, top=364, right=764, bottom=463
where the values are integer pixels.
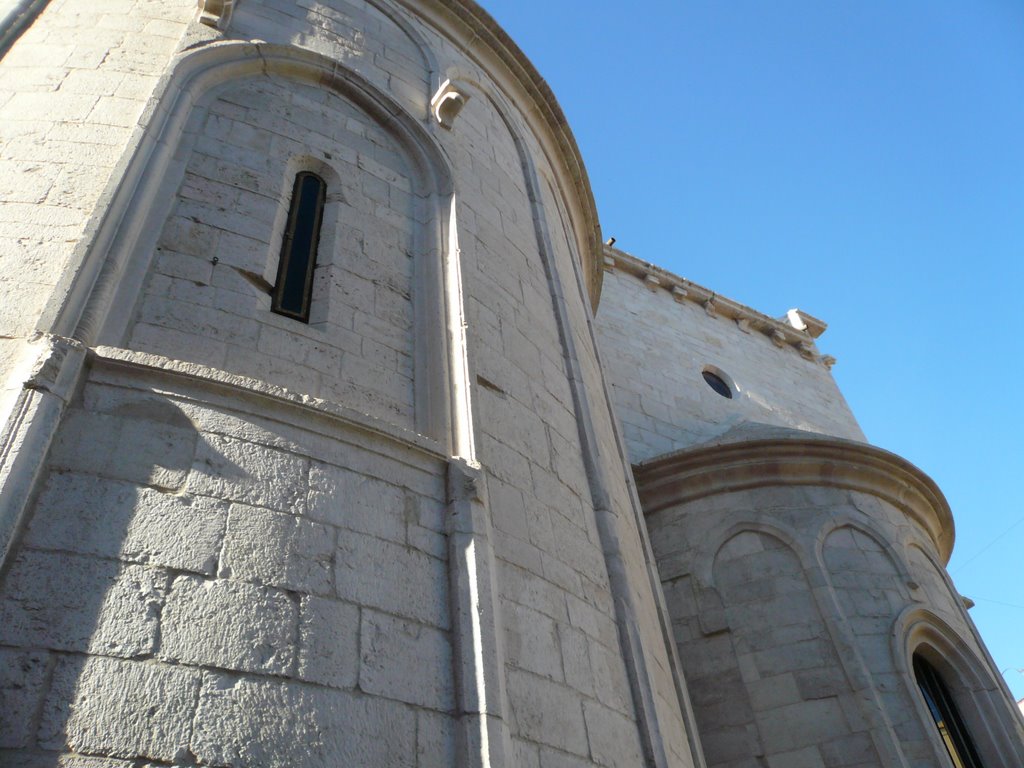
left=197, top=0, right=237, bottom=30
left=431, top=79, right=470, bottom=129
left=644, top=273, right=661, bottom=292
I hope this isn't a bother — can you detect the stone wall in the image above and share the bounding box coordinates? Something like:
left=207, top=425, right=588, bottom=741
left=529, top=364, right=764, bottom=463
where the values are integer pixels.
left=0, top=361, right=452, bottom=765
left=0, top=0, right=195, bottom=400
left=639, top=431, right=1024, bottom=768
left=595, top=253, right=863, bottom=462
left=0, top=1, right=696, bottom=766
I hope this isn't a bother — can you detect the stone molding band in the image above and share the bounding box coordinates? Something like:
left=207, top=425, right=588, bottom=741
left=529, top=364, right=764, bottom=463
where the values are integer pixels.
left=634, top=432, right=954, bottom=562
left=90, top=346, right=447, bottom=460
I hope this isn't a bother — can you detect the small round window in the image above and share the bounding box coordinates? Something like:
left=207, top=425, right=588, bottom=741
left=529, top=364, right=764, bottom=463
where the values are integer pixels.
left=702, top=368, right=734, bottom=399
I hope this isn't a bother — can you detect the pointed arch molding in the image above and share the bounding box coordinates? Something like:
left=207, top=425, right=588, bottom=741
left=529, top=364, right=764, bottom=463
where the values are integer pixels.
left=895, top=607, right=1024, bottom=767
left=634, top=431, right=955, bottom=562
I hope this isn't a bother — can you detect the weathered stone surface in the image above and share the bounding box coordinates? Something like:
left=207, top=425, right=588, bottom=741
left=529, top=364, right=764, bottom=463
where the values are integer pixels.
left=359, top=609, right=453, bottom=711
left=58, top=757, right=137, bottom=768
left=583, top=700, right=645, bottom=767
left=506, top=670, right=588, bottom=756
left=160, top=575, right=297, bottom=675
left=191, top=674, right=419, bottom=767
left=0, top=754, right=139, bottom=768
left=296, top=595, right=359, bottom=690
left=38, top=656, right=200, bottom=761
left=48, top=409, right=196, bottom=490
left=416, top=709, right=456, bottom=768
left=503, top=599, right=563, bottom=682
left=0, top=551, right=162, bottom=657
left=308, top=463, right=407, bottom=542
left=187, top=435, right=308, bottom=514
left=0, top=649, right=49, bottom=748
left=334, top=531, right=447, bottom=629
left=219, top=503, right=333, bottom=594
left=0, top=0, right=193, bottom=336
left=26, top=473, right=226, bottom=575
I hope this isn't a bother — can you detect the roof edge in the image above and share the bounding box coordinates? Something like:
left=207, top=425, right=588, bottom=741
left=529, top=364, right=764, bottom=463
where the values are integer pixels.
left=604, top=246, right=838, bottom=365
left=399, top=0, right=603, bottom=309
left=634, top=431, right=955, bottom=563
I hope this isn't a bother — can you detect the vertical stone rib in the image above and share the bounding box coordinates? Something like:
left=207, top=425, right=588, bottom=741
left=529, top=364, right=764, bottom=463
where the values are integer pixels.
left=447, top=458, right=512, bottom=768
left=503, top=116, right=693, bottom=766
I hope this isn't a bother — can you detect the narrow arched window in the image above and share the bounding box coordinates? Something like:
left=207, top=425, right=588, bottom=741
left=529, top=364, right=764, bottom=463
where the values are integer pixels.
left=272, top=171, right=326, bottom=322
left=913, top=654, right=984, bottom=768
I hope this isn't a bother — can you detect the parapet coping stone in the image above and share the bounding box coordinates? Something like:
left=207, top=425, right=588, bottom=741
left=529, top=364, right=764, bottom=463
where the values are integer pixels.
left=603, top=246, right=834, bottom=367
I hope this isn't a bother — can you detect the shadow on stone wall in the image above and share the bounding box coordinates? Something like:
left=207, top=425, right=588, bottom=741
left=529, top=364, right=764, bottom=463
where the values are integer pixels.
left=0, top=392, right=212, bottom=763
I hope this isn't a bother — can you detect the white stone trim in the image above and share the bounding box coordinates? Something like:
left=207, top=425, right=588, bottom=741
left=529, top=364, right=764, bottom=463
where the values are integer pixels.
left=446, top=459, right=512, bottom=768
left=91, top=346, right=446, bottom=459
left=430, top=78, right=471, bottom=129
left=0, top=335, right=86, bottom=571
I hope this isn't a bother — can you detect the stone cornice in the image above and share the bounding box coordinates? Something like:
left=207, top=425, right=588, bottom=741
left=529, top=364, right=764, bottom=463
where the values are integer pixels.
left=634, top=431, right=954, bottom=563
left=397, top=0, right=603, bottom=309
left=604, top=246, right=833, bottom=365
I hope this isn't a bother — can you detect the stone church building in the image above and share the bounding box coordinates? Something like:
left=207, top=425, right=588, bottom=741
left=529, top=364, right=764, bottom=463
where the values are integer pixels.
left=0, top=0, right=1021, bottom=766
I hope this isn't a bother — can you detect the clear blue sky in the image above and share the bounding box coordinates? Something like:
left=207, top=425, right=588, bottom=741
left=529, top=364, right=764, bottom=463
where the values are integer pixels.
left=483, top=0, right=1024, bottom=701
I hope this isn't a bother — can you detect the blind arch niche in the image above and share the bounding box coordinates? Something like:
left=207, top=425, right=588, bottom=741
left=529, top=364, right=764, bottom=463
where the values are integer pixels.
left=89, top=43, right=468, bottom=456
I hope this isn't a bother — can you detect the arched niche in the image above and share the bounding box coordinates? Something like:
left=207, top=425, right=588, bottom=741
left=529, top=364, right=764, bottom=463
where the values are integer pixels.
left=57, top=41, right=472, bottom=458
left=706, top=527, right=855, bottom=765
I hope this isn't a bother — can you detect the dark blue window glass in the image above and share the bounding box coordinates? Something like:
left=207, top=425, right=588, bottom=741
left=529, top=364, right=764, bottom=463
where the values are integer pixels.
left=272, top=172, right=326, bottom=322
left=913, top=654, right=984, bottom=768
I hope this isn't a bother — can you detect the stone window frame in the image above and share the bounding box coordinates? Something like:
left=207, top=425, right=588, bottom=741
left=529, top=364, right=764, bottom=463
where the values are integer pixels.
left=913, top=651, right=985, bottom=767
left=896, top=608, right=1024, bottom=768
left=270, top=169, right=328, bottom=323
left=263, top=157, right=344, bottom=329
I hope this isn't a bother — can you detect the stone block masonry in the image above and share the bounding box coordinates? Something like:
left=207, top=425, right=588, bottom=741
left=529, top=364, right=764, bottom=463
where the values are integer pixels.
left=3, top=0, right=1020, bottom=765
left=0, top=0, right=195, bottom=390
left=0, top=368, right=454, bottom=765
left=596, top=249, right=864, bottom=460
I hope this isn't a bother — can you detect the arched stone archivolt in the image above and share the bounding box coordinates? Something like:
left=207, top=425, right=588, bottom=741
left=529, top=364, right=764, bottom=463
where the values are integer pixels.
left=904, top=539, right=975, bottom=618
left=814, top=515, right=916, bottom=587
left=895, top=608, right=1024, bottom=767
left=821, top=523, right=912, bottom=606
left=694, top=517, right=803, bottom=589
